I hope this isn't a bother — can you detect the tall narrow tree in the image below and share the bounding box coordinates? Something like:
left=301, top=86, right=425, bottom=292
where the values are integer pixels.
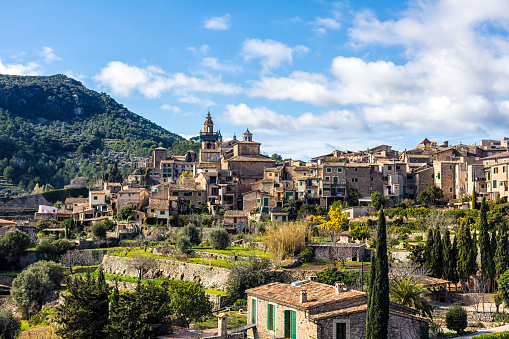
left=472, top=186, right=478, bottom=210
left=479, top=198, right=494, bottom=291
left=430, top=226, right=444, bottom=278
left=456, top=222, right=477, bottom=289
left=366, top=209, right=389, bottom=339
left=443, top=230, right=457, bottom=288
left=424, top=228, right=434, bottom=271
left=495, top=227, right=509, bottom=277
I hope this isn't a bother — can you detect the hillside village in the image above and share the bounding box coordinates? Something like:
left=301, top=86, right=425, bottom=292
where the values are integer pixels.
left=3, top=113, right=509, bottom=339
left=46, top=111, right=509, bottom=228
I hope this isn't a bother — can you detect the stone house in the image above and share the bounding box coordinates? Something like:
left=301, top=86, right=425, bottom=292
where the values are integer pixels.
left=341, top=206, right=369, bottom=220
left=246, top=280, right=428, bottom=339
left=145, top=199, right=169, bottom=224
left=64, top=197, right=88, bottom=212
left=308, top=243, right=366, bottom=262
left=117, top=188, right=150, bottom=211
left=223, top=210, right=248, bottom=232
left=269, top=207, right=288, bottom=222
left=242, top=190, right=276, bottom=214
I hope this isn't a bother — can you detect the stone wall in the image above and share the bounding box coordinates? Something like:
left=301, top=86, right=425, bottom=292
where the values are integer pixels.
left=101, top=255, right=230, bottom=290
left=0, top=194, right=52, bottom=214
left=0, top=276, right=14, bottom=286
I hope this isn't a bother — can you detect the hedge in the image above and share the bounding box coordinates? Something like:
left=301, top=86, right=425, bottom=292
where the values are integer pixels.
left=473, top=331, right=509, bottom=338
left=42, top=187, right=89, bottom=203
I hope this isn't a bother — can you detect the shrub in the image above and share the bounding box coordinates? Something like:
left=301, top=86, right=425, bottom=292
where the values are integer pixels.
left=176, top=236, right=192, bottom=254
left=202, top=217, right=213, bottom=227
left=37, top=238, right=75, bottom=255
left=263, top=222, right=308, bottom=261
left=0, top=306, right=21, bottom=339
left=90, top=222, right=108, bottom=239
left=299, top=246, right=314, bottom=262
left=472, top=331, right=509, bottom=338
left=445, top=304, right=468, bottom=334
left=388, top=238, right=400, bottom=247
left=209, top=228, right=230, bottom=250
left=182, top=223, right=201, bottom=246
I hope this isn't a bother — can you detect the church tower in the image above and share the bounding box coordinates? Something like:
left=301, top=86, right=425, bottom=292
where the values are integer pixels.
left=199, top=112, right=219, bottom=149
left=243, top=128, right=253, bottom=142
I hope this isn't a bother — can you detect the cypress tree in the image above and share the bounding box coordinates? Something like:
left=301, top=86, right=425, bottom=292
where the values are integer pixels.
left=479, top=198, right=494, bottom=288
left=424, top=227, right=434, bottom=271
left=366, top=209, right=389, bottom=339
left=430, top=226, right=444, bottom=278
left=456, top=222, right=478, bottom=286
left=472, top=186, right=478, bottom=209
left=495, top=228, right=509, bottom=277
left=443, top=230, right=457, bottom=284
left=366, top=254, right=377, bottom=336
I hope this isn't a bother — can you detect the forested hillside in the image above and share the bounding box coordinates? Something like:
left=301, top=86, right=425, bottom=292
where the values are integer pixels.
left=0, top=74, right=199, bottom=197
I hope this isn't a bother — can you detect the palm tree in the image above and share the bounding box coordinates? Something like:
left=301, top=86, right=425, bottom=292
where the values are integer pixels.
left=389, top=276, right=433, bottom=318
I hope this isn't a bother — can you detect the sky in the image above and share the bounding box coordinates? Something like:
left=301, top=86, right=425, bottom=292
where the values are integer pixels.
left=2, top=0, right=509, bottom=160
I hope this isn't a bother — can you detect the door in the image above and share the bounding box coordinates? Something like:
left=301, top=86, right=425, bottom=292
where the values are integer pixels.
left=284, top=310, right=297, bottom=339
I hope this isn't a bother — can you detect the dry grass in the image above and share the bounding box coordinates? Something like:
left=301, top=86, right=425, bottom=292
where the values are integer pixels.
left=18, top=326, right=60, bottom=339
left=263, top=222, right=309, bottom=261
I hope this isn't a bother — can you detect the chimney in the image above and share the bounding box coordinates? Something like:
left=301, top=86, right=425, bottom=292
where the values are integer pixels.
left=335, top=282, right=345, bottom=294
left=300, top=290, right=308, bottom=303
left=217, top=313, right=228, bottom=337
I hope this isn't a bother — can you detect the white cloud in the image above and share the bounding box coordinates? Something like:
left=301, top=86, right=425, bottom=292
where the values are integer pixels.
left=313, top=17, right=341, bottom=34
left=246, top=0, right=509, bottom=134
left=203, top=14, right=231, bottom=30
left=242, top=39, right=310, bottom=72
left=37, top=46, right=61, bottom=63
left=187, top=44, right=210, bottom=55
left=177, top=95, right=215, bottom=108
left=223, top=103, right=366, bottom=131
left=202, top=57, right=242, bottom=73
left=0, top=59, right=41, bottom=75
left=93, top=61, right=241, bottom=98
left=160, top=104, right=181, bottom=113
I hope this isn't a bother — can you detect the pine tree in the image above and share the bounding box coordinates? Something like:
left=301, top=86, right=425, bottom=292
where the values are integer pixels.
left=495, top=227, right=509, bottom=277
left=366, top=209, right=389, bottom=339
left=430, top=226, right=444, bottom=278
left=479, top=198, right=495, bottom=289
left=424, top=227, right=434, bottom=271
left=56, top=271, right=110, bottom=339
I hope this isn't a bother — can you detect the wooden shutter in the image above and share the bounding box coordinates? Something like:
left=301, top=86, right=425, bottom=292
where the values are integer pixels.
left=284, top=310, right=291, bottom=338
left=291, top=311, right=297, bottom=339
left=267, top=304, right=271, bottom=330
left=272, top=305, right=276, bottom=331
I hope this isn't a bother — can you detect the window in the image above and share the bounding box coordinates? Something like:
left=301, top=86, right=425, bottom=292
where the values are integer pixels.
left=494, top=180, right=497, bottom=188
left=325, top=176, right=330, bottom=181
left=396, top=165, right=400, bottom=170
left=251, top=299, right=256, bottom=324
left=286, top=183, right=289, bottom=187
left=494, top=167, right=499, bottom=174
left=338, top=168, right=342, bottom=173
left=257, top=198, right=261, bottom=203
left=160, top=211, right=165, bottom=215
left=198, top=192, right=201, bottom=196
left=264, top=198, right=269, bottom=206
left=354, top=168, right=358, bottom=172
left=334, top=321, right=347, bottom=339
left=151, top=209, right=155, bottom=213
left=284, top=310, right=297, bottom=339
left=450, top=188, right=452, bottom=192
left=333, top=177, right=338, bottom=184
left=267, top=304, right=276, bottom=331
left=437, top=173, right=441, bottom=179
left=269, top=173, right=272, bottom=176
left=93, top=196, right=98, bottom=200
left=307, top=190, right=311, bottom=194
left=275, top=173, right=278, bottom=177
left=388, top=165, right=392, bottom=170
left=326, top=168, right=332, bottom=172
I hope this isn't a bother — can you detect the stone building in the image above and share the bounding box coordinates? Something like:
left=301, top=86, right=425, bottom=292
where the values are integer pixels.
left=246, top=280, right=428, bottom=339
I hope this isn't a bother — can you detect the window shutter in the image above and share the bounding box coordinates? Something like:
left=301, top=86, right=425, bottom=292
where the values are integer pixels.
left=284, top=310, right=291, bottom=338
left=267, top=304, right=271, bottom=330
left=251, top=299, right=256, bottom=324
left=291, top=311, right=297, bottom=339
left=273, top=305, right=276, bottom=331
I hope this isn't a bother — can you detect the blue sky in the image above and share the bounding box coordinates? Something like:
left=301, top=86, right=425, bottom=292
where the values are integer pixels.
left=2, top=0, right=509, bottom=160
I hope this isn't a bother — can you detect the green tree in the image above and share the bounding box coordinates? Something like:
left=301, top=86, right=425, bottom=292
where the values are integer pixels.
left=116, top=205, right=133, bottom=221
left=0, top=229, right=31, bottom=266
left=495, top=227, right=509, bottom=277
left=456, top=222, right=477, bottom=287
left=417, top=185, right=444, bottom=207
left=346, top=188, right=361, bottom=207
left=167, top=281, right=213, bottom=329
left=371, top=192, right=384, bottom=211
left=366, top=209, right=389, bottom=339
left=11, top=261, right=66, bottom=318
left=176, top=235, right=192, bottom=254
left=283, top=199, right=298, bottom=221
left=90, top=222, right=107, bottom=240
left=0, top=306, right=21, bottom=339
left=107, top=282, right=170, bottom=339
left=424, top=228, right=434, bottom=271
left=479, top=198, right=495, bottom=289
left=472, top=186, right=478, bottom=210
left=443, top=233, right=458, bottom=287
left=270, top=153, right=283, bottom=163
left=430, top=226, right=443, bottom=278
left=316, top=266, right=344, bottom=286
left=349, top=223, right=370, bottom=241
left=209, top=227, right=230, bottom=250
left=56, top=270, right=110, bottom=339
left=445, top=304, right=468, bottom=334
left=103, top=162, right=123, bottom=183
left=226, top=257, right=274, bottom=302
left=389, top=277, right=433, bottom=318
left=181, top=223, right=201, bottom=246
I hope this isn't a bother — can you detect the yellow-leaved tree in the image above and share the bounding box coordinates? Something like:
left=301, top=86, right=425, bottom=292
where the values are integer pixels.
left=320, top=204, right=349, bottom=242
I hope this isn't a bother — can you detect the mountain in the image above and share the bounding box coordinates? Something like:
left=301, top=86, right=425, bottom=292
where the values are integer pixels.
left=0, top=74, right=198, bottom=197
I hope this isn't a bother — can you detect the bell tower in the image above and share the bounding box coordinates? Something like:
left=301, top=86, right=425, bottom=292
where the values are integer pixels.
left=204, top=112, right=213, bottom=135
left=199, top=112, right=219, bottom=150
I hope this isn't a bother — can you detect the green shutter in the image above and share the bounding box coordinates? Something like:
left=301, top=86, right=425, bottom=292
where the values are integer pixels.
left=264, top=197, right=269, bottom=206
left=273, top=305, right=276, bottom=331
left=251, top=299, right=256, bottom=324
left=267, top=304, right=271, bottom=330
left=284, top=310, right=291, bottom=338
left=291, top=311, right=297, bottom=339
